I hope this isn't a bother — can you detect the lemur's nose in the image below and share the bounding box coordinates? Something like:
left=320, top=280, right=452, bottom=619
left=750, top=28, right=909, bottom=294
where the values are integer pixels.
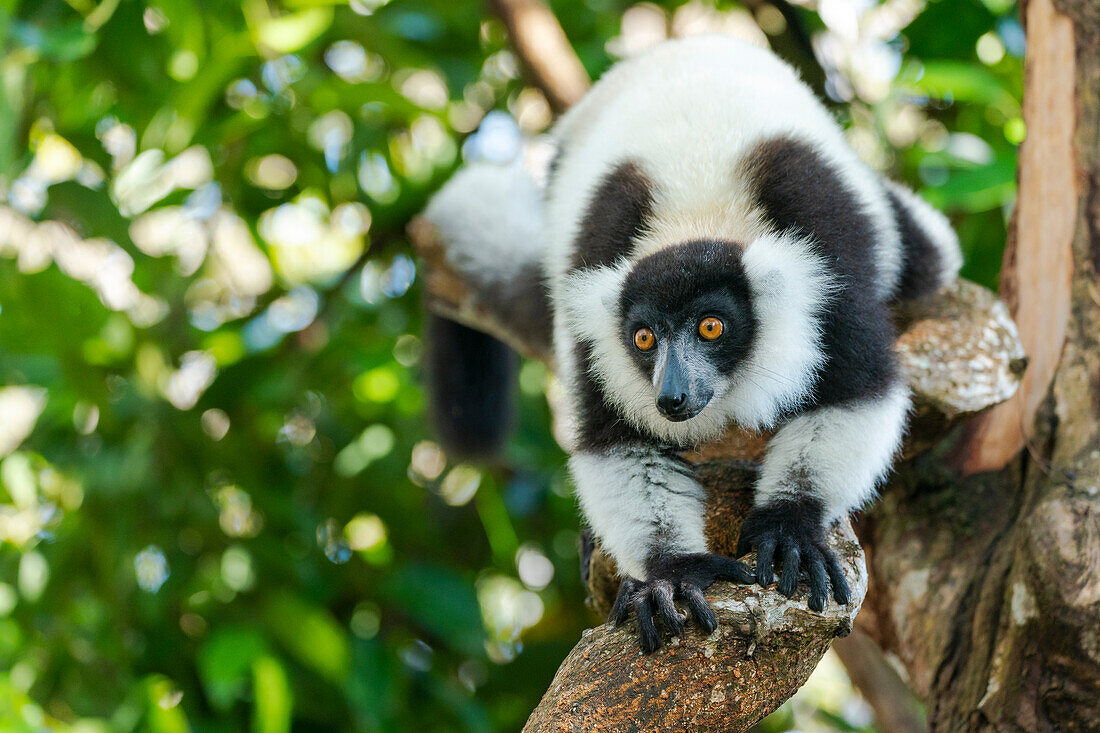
left=657, top=392, right=688, bottom=414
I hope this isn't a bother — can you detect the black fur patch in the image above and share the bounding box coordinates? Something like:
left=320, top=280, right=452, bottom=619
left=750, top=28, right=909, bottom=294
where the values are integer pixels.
left=744, top=137, right=898, bottom=407
left=885, top=187, right=947, bottom=301
left=743, top=492, right=827, bottom=546
left=568, top=161, right=654, bottom=272
left=618, top=240, right=758, bottom=376
left=573, top=342, right=648, bottom=451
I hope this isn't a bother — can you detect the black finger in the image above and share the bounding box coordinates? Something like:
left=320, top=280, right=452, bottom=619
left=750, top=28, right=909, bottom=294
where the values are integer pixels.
left=820, top=545, right=851, bottom=605
left=777, top=543, right=801, bottom=598
left=806, top=547, right=829, bottom=612
left=755, top=537, right=777, bottom=587
left=633, top=593, right=661, bottom=653
left=652, top=581, right=684, bottom=636
left=680, top=583, right=718, bottom=634
left=609, top=579, right=636, bottom=626
left=712, top=556, right=754, bottom=584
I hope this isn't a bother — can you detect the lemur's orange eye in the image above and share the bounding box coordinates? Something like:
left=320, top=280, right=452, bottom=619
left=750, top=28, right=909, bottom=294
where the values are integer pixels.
left=633, top=328, right=656, bottom=351
left=699, top=317, right=724, bottom=340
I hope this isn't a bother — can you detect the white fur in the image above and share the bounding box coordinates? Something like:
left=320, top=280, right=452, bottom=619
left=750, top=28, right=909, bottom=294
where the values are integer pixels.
left=722, top=235, right=836, bottom=428
left=570, top=448, right=708, bottom=579
left=423, top=160, right=545, bottom=289
left=883, top=179, right=963, bottom=290
left=754, top=381, right=911, bottom=520
left=557, top=231, right=834, bottom=446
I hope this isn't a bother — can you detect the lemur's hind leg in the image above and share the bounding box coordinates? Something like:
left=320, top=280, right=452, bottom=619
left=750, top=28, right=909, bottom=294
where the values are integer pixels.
left=421, top=160, right=553, bottom=352
left=883, top=179, right=962, bottom=300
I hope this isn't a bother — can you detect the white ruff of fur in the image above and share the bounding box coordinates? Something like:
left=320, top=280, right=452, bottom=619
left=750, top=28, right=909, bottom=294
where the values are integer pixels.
left=570, top=448, right=708, bottom=579
left=558, top=231, right=834, bottom=446
left=755, top=381, right=912, bottom=520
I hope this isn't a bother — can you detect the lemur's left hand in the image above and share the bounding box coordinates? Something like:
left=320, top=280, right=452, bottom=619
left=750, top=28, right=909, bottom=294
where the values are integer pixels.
left=609, top=553, right=752, bottom=653
left=736, top=500, right=851, bottom=611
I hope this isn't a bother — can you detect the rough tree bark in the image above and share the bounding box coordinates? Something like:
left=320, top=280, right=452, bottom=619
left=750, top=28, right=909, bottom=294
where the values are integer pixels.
left=419, top=0, right=1100, bottom=728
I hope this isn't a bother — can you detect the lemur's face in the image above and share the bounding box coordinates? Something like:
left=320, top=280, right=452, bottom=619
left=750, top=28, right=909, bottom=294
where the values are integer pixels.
left=619, top=241, right=757, bottom=422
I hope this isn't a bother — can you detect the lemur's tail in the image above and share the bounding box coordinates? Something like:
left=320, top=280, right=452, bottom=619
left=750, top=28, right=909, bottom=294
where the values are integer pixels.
left=425, top=315, right=516, bottom=459
left=883, top=180, right=963, bottom=301
left=421, top=157, right=550, bottom=460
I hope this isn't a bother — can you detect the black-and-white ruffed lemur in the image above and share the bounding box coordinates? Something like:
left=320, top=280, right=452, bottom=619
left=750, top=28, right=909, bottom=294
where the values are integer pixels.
left=424, top=35, right=961, bottom=652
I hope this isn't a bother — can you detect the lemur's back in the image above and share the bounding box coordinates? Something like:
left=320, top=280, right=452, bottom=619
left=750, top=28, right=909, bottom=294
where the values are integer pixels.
left=543, top=35, right=905, bottom=303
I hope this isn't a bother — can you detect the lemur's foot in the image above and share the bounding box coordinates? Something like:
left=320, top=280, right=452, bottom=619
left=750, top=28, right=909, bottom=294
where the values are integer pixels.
left=608, top=553, right=752, bottom=653
left=736, top=499, right=851, bottom=612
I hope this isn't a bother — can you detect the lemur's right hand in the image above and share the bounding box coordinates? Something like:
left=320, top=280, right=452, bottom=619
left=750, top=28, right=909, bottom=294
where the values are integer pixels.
left=609, top=553, right=752, bottom=653
left=735, top=501, right=851, bottom=612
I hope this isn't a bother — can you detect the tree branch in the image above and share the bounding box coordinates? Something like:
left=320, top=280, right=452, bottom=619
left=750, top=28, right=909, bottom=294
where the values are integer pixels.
left=832, top=630, right=927, bottom=733
left=485, top=0, right=590, bottom=113
left=952, top=0, right=1078, bottom=474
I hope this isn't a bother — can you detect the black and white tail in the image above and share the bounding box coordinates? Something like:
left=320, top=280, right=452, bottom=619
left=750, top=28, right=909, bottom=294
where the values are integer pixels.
left=883, top=180, right=963, bottom=301
left=421, top=159, right=550, bottom=460
left=425, top=314, right=517, bottom=459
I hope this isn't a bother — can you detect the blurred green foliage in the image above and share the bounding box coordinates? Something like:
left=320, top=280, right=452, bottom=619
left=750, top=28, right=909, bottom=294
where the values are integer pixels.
left=0, top=0, right=1020, bottom=730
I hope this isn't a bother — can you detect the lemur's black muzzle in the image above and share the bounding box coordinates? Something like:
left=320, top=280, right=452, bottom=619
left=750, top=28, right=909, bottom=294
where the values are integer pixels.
left=656, top=346, right=713, bottom=421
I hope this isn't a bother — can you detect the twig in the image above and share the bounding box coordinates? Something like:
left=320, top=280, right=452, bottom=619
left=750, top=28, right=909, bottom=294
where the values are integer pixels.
left=741, top=0, right=830, bottom=103
left=485, top=0, right=590, bottom=113
left=833, top=630, right=928, bottom=733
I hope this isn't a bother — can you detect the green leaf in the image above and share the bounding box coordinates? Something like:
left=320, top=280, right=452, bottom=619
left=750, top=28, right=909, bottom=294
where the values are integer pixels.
left=906, top=60, right=1019, bottom=116
left=378, top=564, right=485, bottom=657
left=248, top=5, right=334, bottom=54
left=263, top=592, right=350, bottom=683
left=10, top=20, right=97, bottom=61
left=923, top=152, right=1017, bottom=213
left=345, top=639, right=404, bottom=731
left=252, top=655, right=293, bottom=733
left=198, top=626, right=271, bottom=709
left=142, top=675, right=190, bottom=733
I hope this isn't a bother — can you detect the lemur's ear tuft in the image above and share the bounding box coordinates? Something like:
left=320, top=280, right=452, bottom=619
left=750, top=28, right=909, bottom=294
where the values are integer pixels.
left=558, top=264, right=631, bottom=343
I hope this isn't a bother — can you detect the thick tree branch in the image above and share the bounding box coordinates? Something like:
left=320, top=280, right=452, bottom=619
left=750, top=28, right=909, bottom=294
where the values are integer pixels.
left=953, top=0, right=1078, bottom=474
left=485, top=0, right=590, bottom=113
